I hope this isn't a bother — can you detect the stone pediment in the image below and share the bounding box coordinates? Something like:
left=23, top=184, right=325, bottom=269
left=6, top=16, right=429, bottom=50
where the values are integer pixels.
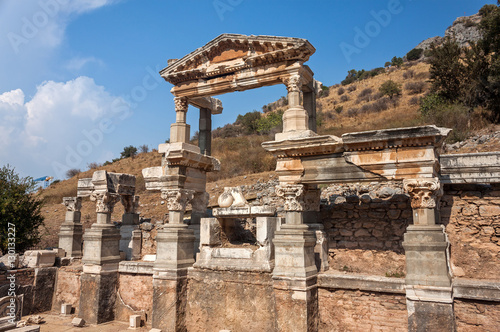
left=161, top=34, right=315, bottom=84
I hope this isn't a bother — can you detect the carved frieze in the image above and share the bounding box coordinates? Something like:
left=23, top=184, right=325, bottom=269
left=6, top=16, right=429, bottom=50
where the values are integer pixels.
left=161, top=189, right=195, bottom=212
left=62, top=197, right=82, bottom=212
left=276, top=184, right=305, bottom=211
left=403, top=178, right=443, bottom=209
left=90, top=192, right=121, bottom=214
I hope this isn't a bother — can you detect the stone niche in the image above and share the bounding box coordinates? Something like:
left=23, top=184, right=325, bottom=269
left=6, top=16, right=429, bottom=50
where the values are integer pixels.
left=194, top=206, right=282, bottom=272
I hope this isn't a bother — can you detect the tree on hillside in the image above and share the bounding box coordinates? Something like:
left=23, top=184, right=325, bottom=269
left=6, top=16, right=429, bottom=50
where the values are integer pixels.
left=379, top=80, right=402, bottom=99
left=391, top=56, right=404, bottom=68
left=120, top=145, right=137, bottom=159
left=139, top=144, right=149, bottom=153
left=236, top=111, right=261, bottom=134
left=0, top=165, right=45, bottom=253
left=66, top=168, right=81, bottom=179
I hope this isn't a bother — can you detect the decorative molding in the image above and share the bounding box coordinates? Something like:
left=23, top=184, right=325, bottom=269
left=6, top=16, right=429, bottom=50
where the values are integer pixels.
left=62, top=197, right=82, bottom=212
left=282, top=74, right=303, bottom=93
left=121, top=195, right=140, bottom=214
left=90, top=192, right=121, bottom=213
left=403, top=178, right=443, bottom=209
left=174, top=96, right=189, bottom=112
left=276, top=184, right=305, bottom=211
left=161, top=189, right=195, bottom=212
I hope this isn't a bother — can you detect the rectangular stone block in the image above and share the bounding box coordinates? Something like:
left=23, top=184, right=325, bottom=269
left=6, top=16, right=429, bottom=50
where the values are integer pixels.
left=23, top=250, right=56, bottom=268
left=200, top=218, right=221, bottom=246
left=61, top=303, right=72, bottom=315
left=130, top=314, right=141, bottom=328
left=72, top=317, right=85, bottom=327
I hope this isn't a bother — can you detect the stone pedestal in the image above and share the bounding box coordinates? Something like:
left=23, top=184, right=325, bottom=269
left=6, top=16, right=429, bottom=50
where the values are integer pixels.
left=82, top=223, right=121, bottom=266
left=79, top=268, right=119, bottom=324
left=403, top=178, right=454, bottom=332
left=152, top=224, right=195, bottom=331
left=58, top=220, right=83, bottom=258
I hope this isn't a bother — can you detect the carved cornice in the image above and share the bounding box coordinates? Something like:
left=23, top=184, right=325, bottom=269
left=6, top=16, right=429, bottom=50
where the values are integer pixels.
left=276, top=184, right=305, bottom=211
left=90, top=192, right=121, bottom=214
left=174, top=96, right=189, bottom=112
left=62, top=197, right=82, bottom=212
left=161, top=34, right=315, bottom=85
left=403, top=178, right=443, bottom=209
left=121, top=195, right=140, bottom=214
left=161, top=189, right=195, bottom=212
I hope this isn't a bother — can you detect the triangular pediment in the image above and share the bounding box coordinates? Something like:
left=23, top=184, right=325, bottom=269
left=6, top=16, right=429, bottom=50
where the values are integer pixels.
left=161, top=34, right=315, bottom=84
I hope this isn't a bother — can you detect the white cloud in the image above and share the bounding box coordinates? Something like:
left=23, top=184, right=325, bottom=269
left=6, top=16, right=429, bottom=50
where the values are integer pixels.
left=65, top=56, right=104, bottom=72
left=0, top=76, right=129, bottom=178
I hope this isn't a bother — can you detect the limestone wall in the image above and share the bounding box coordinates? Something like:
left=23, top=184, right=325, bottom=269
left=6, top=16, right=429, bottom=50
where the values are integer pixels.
left=454, top=299, right=500, bottom=331
left=52, top=265, right=81, bottom=314
left=115, top=273, right=153, bottom=325
left=441, top=184, right=500, bottom=279
left=318, top=289, right=408, bottom=331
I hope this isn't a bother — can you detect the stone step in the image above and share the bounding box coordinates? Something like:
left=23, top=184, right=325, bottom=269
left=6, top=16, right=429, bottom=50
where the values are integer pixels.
left=0, top=316, right=16, bottom=332
left=8, top=326, right=40, bottom=332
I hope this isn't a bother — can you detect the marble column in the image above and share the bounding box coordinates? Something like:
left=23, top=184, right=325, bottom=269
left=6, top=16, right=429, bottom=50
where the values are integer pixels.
left=199, top=107, right=212, bottom=155
left=79, top=192, right=121, bottom=324
left=170, top=96, right=190, bottom=143
left=273, top=184, right=318, bottom=332
left=152, top=188, right=195, bottom=331
left=119, top=195, right=141, bottom=261
left=402, top=178, right=455, bottom=331
left=276, top=75, right=311, bottom=140
left=58, top=197, right=83, bottom=258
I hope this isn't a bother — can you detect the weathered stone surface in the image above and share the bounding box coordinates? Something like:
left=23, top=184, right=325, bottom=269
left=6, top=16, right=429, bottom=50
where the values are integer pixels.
left=32, top=267, right=57, bottom=313
left=186, top=269, right=277, bottom=332
left=454, top=299, right=500, bottom=332
left=115, top=273, right=153, bottom=324
left=52, top=265, right=81, bottom=314
left=22, top=250, right=56, bottom=268
left=318, top=288, right=407, bottom=332
left=152, top=276, right=188, bottom=331
left=407, top=300, right=455, bottom=332
left=78, top=272, right=118, bottom=324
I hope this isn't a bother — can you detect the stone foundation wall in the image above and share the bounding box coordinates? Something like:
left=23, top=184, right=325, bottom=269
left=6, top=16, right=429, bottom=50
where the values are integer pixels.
left=454, top=299, right=500, bottom=331
left=115, top=273, right=153, bottom=324
left=186, top=269, right=277, bottom=332
left=441, top=184, right=500, bottom=279
left=318, top=288, right=408, bottom=331
left=52, top=265, right=81, bottom=314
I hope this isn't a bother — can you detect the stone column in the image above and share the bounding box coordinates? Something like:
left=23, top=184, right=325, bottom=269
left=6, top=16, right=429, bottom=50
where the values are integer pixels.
left=303, top=87, right=317, bottom=133
left=190, top=191, right=210, bottom=254
left=303, top=185, right=328, bottom=272
left=58, top=197, right=83, bottom=257
left=119, top=195, right=141, bottom=261
left=152, top=188, right=195, bottom=331
left=402, top=178, right=454, bottom=331
left=199, top=107, right=211, bottom=155
left=170, top=96, right=190, bottom=143
left=273, top=184, right=318, bottom=332
left=276, top=75, right=311, bottom=141
left=79, top=192, right=121, bottom=324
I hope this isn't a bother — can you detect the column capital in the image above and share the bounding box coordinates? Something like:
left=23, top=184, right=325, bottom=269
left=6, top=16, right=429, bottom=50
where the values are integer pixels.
left=276, top=184, right=305, bottom=211
left=161, top=189, right=195, bottom=212
left=403, top=178, right=443, bottom=209
left=63, top=196, right=82, bottom=212
left=281, top=74, right=303, bottom=93
left=174, top=96, right=189, bottom=112
left=121, top=195, right=140, bottom=214
left=90, top=192, right=121, bottom=213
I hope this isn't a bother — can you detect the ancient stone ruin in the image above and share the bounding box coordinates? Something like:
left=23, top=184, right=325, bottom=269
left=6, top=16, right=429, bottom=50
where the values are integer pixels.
left=2, top=34, right=500, bottom=332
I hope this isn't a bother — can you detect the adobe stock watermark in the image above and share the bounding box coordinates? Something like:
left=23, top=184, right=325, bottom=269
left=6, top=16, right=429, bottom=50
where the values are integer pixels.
left=339, top=0, right=404, bottom=64
left=7, top=0, right=70, bottom=54
left=51, top=65, right=164, bottom=179
left=6, top=223, right=17, bottom=323
left=213, top=0, right=244, bottom=21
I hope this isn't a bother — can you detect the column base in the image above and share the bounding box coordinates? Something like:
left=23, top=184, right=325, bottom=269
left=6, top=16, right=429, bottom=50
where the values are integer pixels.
left=154, top=224, right=195, bottom=271
left=78, top=269, right=118, bottom=324
left=406, top=285, right=455, bottom=332
left=152, top=268, right=189, bottom=331
left=273, top=224, right=317, bottom=279
left=82, top=224, right=121, bottom=265
left=273, top=276, right=319, bottom=332
left=403, top=225, right=451, bottom=287
left=58, top=222, right=83, bottom=258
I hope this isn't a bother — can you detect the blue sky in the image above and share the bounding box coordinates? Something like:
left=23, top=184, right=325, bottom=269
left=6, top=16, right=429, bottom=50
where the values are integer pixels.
left=0, top=0, right=494, bottom=179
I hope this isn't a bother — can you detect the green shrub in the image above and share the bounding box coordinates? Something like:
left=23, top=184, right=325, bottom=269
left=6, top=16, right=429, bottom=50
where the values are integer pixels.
left=406, top=48, right=423, bottom=61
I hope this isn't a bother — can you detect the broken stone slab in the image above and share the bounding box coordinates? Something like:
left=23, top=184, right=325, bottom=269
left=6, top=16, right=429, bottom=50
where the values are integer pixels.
left=22, top=250, right=56, bottom=268
left=71, top=317, right=85, bottom=327
left=0, top=253, right=19, bottom=270
left=212, top=206, right=276, bottom=218
left=91, top=170, right=136, bottom=195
